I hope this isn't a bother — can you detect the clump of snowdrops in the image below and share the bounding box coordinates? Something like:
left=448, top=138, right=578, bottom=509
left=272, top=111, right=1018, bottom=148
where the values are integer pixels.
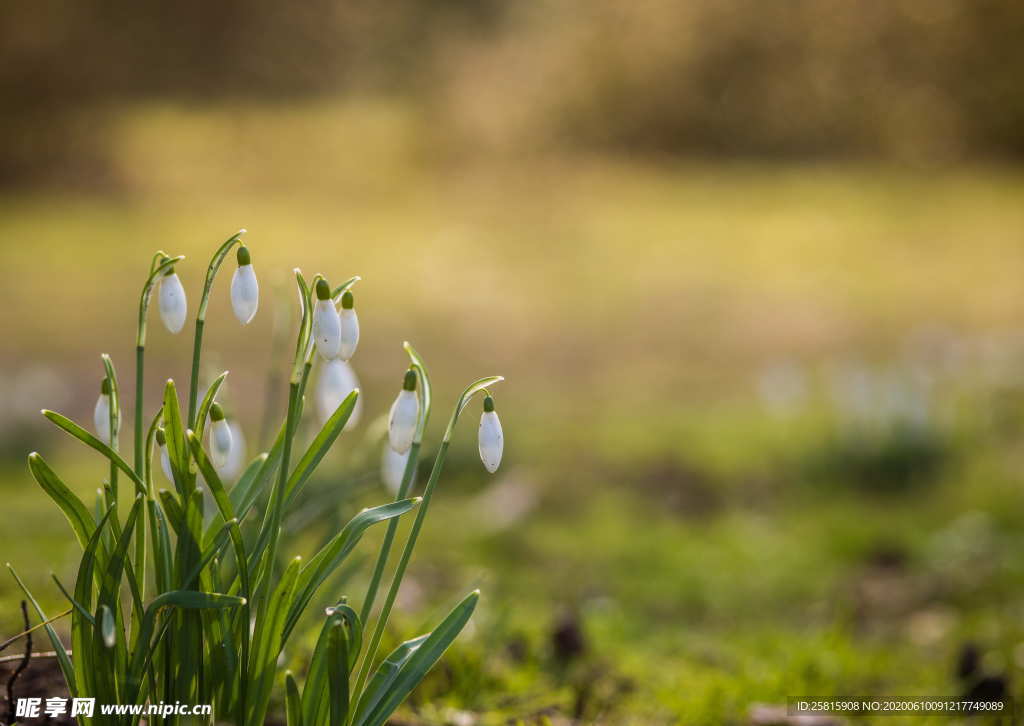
left=8, top=230, right=504, bottom=725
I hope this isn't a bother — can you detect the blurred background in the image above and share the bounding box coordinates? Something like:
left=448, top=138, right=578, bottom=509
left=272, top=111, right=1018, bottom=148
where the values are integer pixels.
left=2, top=1, right=1024, bottom=723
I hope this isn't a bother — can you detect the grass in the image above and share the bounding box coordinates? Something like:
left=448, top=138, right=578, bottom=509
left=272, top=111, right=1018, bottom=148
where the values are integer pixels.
left=3, top=101, right=1024, bottom=723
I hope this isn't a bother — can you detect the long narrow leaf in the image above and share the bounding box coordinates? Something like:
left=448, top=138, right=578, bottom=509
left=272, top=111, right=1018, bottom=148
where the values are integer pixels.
left=354, top=590, right=479, bottom=726
left=282, top=499, right=419, bottom=643
left=7, top=565, right=77, bottom=696
left=284, top=390, right=359, bottom=507
left=41, top=411, right=146, bottom=495
left=27, top=452, right=95, bottom=549
left=327, top=621, right=350, bottom=726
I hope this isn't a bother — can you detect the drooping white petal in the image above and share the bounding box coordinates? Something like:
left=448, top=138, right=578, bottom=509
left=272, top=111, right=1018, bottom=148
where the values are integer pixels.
left=478, top=410, right=503, bottom=473
left=388, top=389, right=419, bottom=454
left=316, top=358, right=362, bottom=430
left=209, top=418, right=233, bottom=469
left=381, top=443, right=410, bottom=495
left=218, top=421, right=247, bottom=479
left=93, top=393, right=111, bottom=444
left=339, top=308, right=359, bottom=361
left=230, top=264, right=259, bottom=324
left=158, top=272, right=188, bottom=334
left=159, top=442, right=174, bottom=483
left=312, top=299, right=341, bottom=359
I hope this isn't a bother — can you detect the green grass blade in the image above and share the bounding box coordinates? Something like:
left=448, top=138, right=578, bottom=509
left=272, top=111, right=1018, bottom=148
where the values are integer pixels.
left=7, top=564, right=78, bottom=696
left=247, top=556, right=302, bottom=726
left=41, top=410, right=146, bottom=495
left=285, top=672, right=304, bottom=726
left=161, top=379, right=190, bottom=492
left=300, top=607, right=346, bottom=726
left=194, top=370, right=229, bottom=442
left=50, top=574, right=95, bottom=625
left=27, top=452, right=95, bottom=549
left=282, top=498, right=419, bottom=644
left=125, top=590, right=246, bottom=703
left=327, top=620, right=350, bottom=726
left=284, top=389, right=359, bottom=506
left=330, top=275, right=361, bottom=300
left=353, top=590, right=479, bottom=726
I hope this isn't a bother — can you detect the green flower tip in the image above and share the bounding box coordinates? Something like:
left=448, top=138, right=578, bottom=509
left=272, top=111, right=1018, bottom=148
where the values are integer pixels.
left=403, top=369, right=417, bottom=391
left=315, top=279, right=331, bottom=300
left=483, top=395, right=495, bottom=412
left=341, top=290, right=354, bottom=309
left=210, top=403, right=226, bottom=421
left=100, top=378, right=112, bottom=395
left=236, top=245, right=251, bottom=266
left=155, top=428, right=166, bottom=445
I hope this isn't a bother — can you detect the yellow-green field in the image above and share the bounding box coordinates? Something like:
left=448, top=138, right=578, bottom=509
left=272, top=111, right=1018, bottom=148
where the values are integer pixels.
left=3, top=104, right=1024, bottom=724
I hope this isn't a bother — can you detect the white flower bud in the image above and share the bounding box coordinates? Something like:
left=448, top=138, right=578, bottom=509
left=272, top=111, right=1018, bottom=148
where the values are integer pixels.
left=478, top=396, right=503, bottom=473
left=381, top=442, right=410, bottom=495
left=156, top=428, right=173, bottom=482
left=338, top=291, right=359, bottom=361
left=312, top=280, right=341, bottom=359
left=219, top=421, right=247, bottom=479
left=93, top=379, right=111, bottom=444
left=158, top=270, right=188, bottom=334
left=208, top=403, right=233, bottom=469
left=316, top=358, right=362, bottom=430
left=388, top=370, right=419, bottom=454
left=230, top=246, right=259, bottom=325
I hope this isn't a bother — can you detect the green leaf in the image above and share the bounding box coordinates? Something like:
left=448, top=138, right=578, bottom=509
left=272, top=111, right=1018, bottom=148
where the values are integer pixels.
left=282, top=499, right=419, bottom=644
left=300, top=607, right=347, bottom=726
left=50, top=574, right=94, bottom=626
left=327, top=620, right=350, bottom=726
left=285, top=672, right=304, bottom=726
left=229, top=450, right=274, bottom=518
left=41, top=410, right=146, bottom=495
left=158, top=490, right=185, bottom=539
left=7, top=564, right=78, bottom=696
left=194, top=370, right=229, bottom=442
left=188, top=430, right=251, bottom=597
left=247, top=556, right=302, bottom=726
left=125, top=590, right=246, bottom=704
left=27, top=452, right=95, bottom=549
left=284, top=389, right=359, bottom=507
left=70, top=507, right=116, bottom=700
left=330, top=275, right=361, bottom=300
left=354, top=590, right=479, bottom=726
left=161, top=379, right=190, bottom=491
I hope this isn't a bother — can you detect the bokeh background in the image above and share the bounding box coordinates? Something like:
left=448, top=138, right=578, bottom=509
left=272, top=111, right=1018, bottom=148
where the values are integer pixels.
left=3, top=2, right=1024, bottom=724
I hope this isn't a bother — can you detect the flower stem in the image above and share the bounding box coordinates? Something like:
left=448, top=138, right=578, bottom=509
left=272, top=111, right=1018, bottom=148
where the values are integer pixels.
left=359, top=441, right=421, bottom=625
left=350, top=440, right=449, bottom=714
left=187, top=318, right=205, bottom=427
left=134, top=344, right=145, bottom=474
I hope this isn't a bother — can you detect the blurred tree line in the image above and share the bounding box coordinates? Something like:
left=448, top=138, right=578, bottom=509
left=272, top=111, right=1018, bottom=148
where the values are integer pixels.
left=2, top=0, right=1022, bottom=186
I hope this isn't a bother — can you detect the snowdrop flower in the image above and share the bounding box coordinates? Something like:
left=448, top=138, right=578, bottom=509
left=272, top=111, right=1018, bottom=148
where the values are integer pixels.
left=338, top=291, right=359, bottom=361
left=312, top=279, right=341, bottom=359
left=478, top=395, right=503, bottom=473
left=381, top=442, right=410, bottom=495
left=208, top=403, right=233, bottom=469
left=156, top=427, right=173, bottom=482
left=316, top=358, right=362, bottom=430
left=93, top=378, right=112, bottom=444
left=230, top=245, right=259, bottom=325
left=387, top=369, right=419, bottom=454
left=158, top=265, right=188, bottom=333
left=219, top=420, right=247, bottom=479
